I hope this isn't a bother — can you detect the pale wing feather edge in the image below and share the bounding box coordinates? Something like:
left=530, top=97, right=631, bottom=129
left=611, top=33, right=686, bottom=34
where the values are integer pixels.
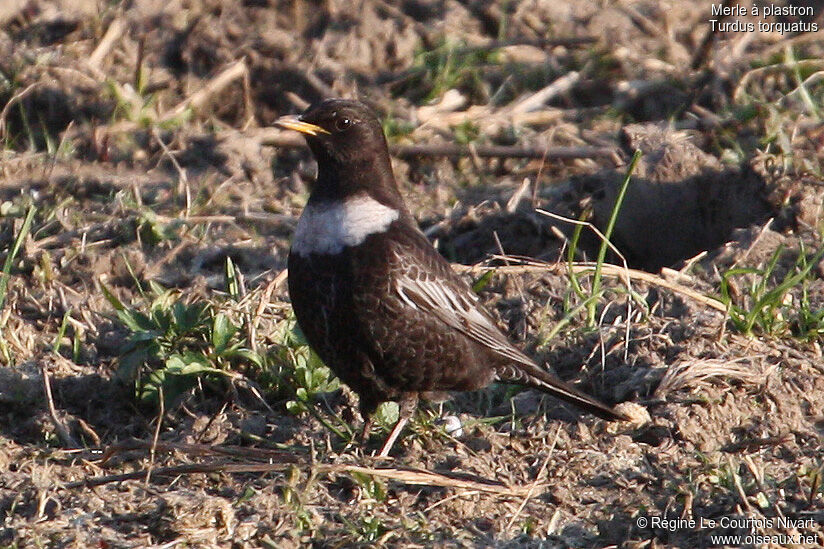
left=392, top=257, right=626, bottom=421
left=394, top=270, right=538, bottom=368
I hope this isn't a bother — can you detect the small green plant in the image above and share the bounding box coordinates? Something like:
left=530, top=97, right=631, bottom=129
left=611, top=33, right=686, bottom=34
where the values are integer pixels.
left=0, top=205, right=36, bottom=365
left=720, top=243, right=824, bottom=338
left=453, top=120, right=481, bottom=145
left=103, top=280, right=263, bottom=409
left=706, top=463, right=738, bottom=490
left=106, top=77, right=189, bottom=130
left=793, top=280, right=824, bottom=340
left=555, top=150, right=642, bottom=331
left=586, top=150, right=641, bottom=326
left=408, top=38, right=499, bottom=102
left=106, top=277, right=353, bottom=439
left=351, top=516, right=388, bottom=543
left=136, top=210, right=183, bottom=245
left=350, top=471, right=388, bottom=504
left=340, top=513, right=389, bottom=544
left=105, top=261, right=349, bottom=439
left=372, top=401, right=399, bottom=432
left=268, top=321, right=351, bottom=440
left=281, top=465, right=316, bottom=536
left=276, top=324, right=341, bottom=417
left=381, top=116, right=415, bottom=140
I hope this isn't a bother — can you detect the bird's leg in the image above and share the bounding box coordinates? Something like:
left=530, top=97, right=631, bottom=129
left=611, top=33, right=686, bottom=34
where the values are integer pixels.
left=377, top=393, right=418, bottom=458
left=360, top=417, right=374, bottom=444
left=359, top=396, right=379, bottom=446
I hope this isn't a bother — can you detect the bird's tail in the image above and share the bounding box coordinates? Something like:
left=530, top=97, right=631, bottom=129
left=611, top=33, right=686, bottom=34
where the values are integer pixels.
left=495, top=362, right=627, bottom=421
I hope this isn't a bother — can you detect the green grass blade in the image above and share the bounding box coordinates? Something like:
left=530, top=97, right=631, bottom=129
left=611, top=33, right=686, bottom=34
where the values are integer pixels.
left=588, top=150, right=642, bottom=326
left=0, top=205, right=36, bottom=314
left=53, top=308, right=72, bottom=354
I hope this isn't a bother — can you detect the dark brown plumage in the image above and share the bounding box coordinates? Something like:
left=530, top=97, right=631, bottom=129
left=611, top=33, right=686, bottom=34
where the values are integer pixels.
left=277, top=99, right=625, bottom=456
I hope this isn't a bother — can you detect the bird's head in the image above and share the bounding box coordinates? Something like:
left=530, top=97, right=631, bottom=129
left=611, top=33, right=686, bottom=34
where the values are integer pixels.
left=275, top=99, right=404, bottom=206
left=275, top=99, right=388, bottom=167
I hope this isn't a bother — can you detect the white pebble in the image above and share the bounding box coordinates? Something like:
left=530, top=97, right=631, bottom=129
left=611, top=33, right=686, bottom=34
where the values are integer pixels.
left=438, top=415, right=464, bottom=438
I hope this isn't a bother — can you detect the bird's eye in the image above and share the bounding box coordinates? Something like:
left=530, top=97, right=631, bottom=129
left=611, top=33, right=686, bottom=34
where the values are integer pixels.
left=335, top=117, right=352, bottom=131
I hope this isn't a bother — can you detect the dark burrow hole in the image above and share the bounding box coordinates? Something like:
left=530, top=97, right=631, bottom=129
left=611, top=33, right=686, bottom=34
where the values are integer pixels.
left=435, top=124, right=777, bottom=273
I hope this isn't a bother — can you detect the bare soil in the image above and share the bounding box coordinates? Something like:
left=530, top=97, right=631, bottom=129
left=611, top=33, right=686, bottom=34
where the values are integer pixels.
left=1, top=1, right=823, bottom=547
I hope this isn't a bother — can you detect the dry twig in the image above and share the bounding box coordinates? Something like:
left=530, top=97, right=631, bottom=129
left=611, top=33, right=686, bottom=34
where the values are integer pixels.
left=88, top=18, right=127, bottom=71
left=509, top=70, right=583, bottom=114
left=41, top=362, right=79, bottom=449
left=260, top=128, right=615, bottom=160
left=390, top=143, right=615, bottom=160
left=690, top=0, right=733, bottom=69
left=458, top=260, right=727, bottom=313
left=161, top=59, right=249, bottom=122
left=249, top=270, right=288, bottom=352
left=72, top=439, right=540, bottom=497
left=0, top=83, right=44, bottom=141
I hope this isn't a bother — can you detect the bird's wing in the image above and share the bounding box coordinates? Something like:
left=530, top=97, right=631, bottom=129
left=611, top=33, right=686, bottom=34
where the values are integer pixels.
left=391, top=247, right=537, bottom=369
left=388, top=232, right=626, bottom=422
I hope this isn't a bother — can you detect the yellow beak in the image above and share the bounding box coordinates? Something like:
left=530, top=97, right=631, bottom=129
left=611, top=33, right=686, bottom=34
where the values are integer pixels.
left=274, top=115, right=330, bottom=136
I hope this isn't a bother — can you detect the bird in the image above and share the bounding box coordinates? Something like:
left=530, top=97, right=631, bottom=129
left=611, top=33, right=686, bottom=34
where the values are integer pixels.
left=276, top=99, right=626, bottom=456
